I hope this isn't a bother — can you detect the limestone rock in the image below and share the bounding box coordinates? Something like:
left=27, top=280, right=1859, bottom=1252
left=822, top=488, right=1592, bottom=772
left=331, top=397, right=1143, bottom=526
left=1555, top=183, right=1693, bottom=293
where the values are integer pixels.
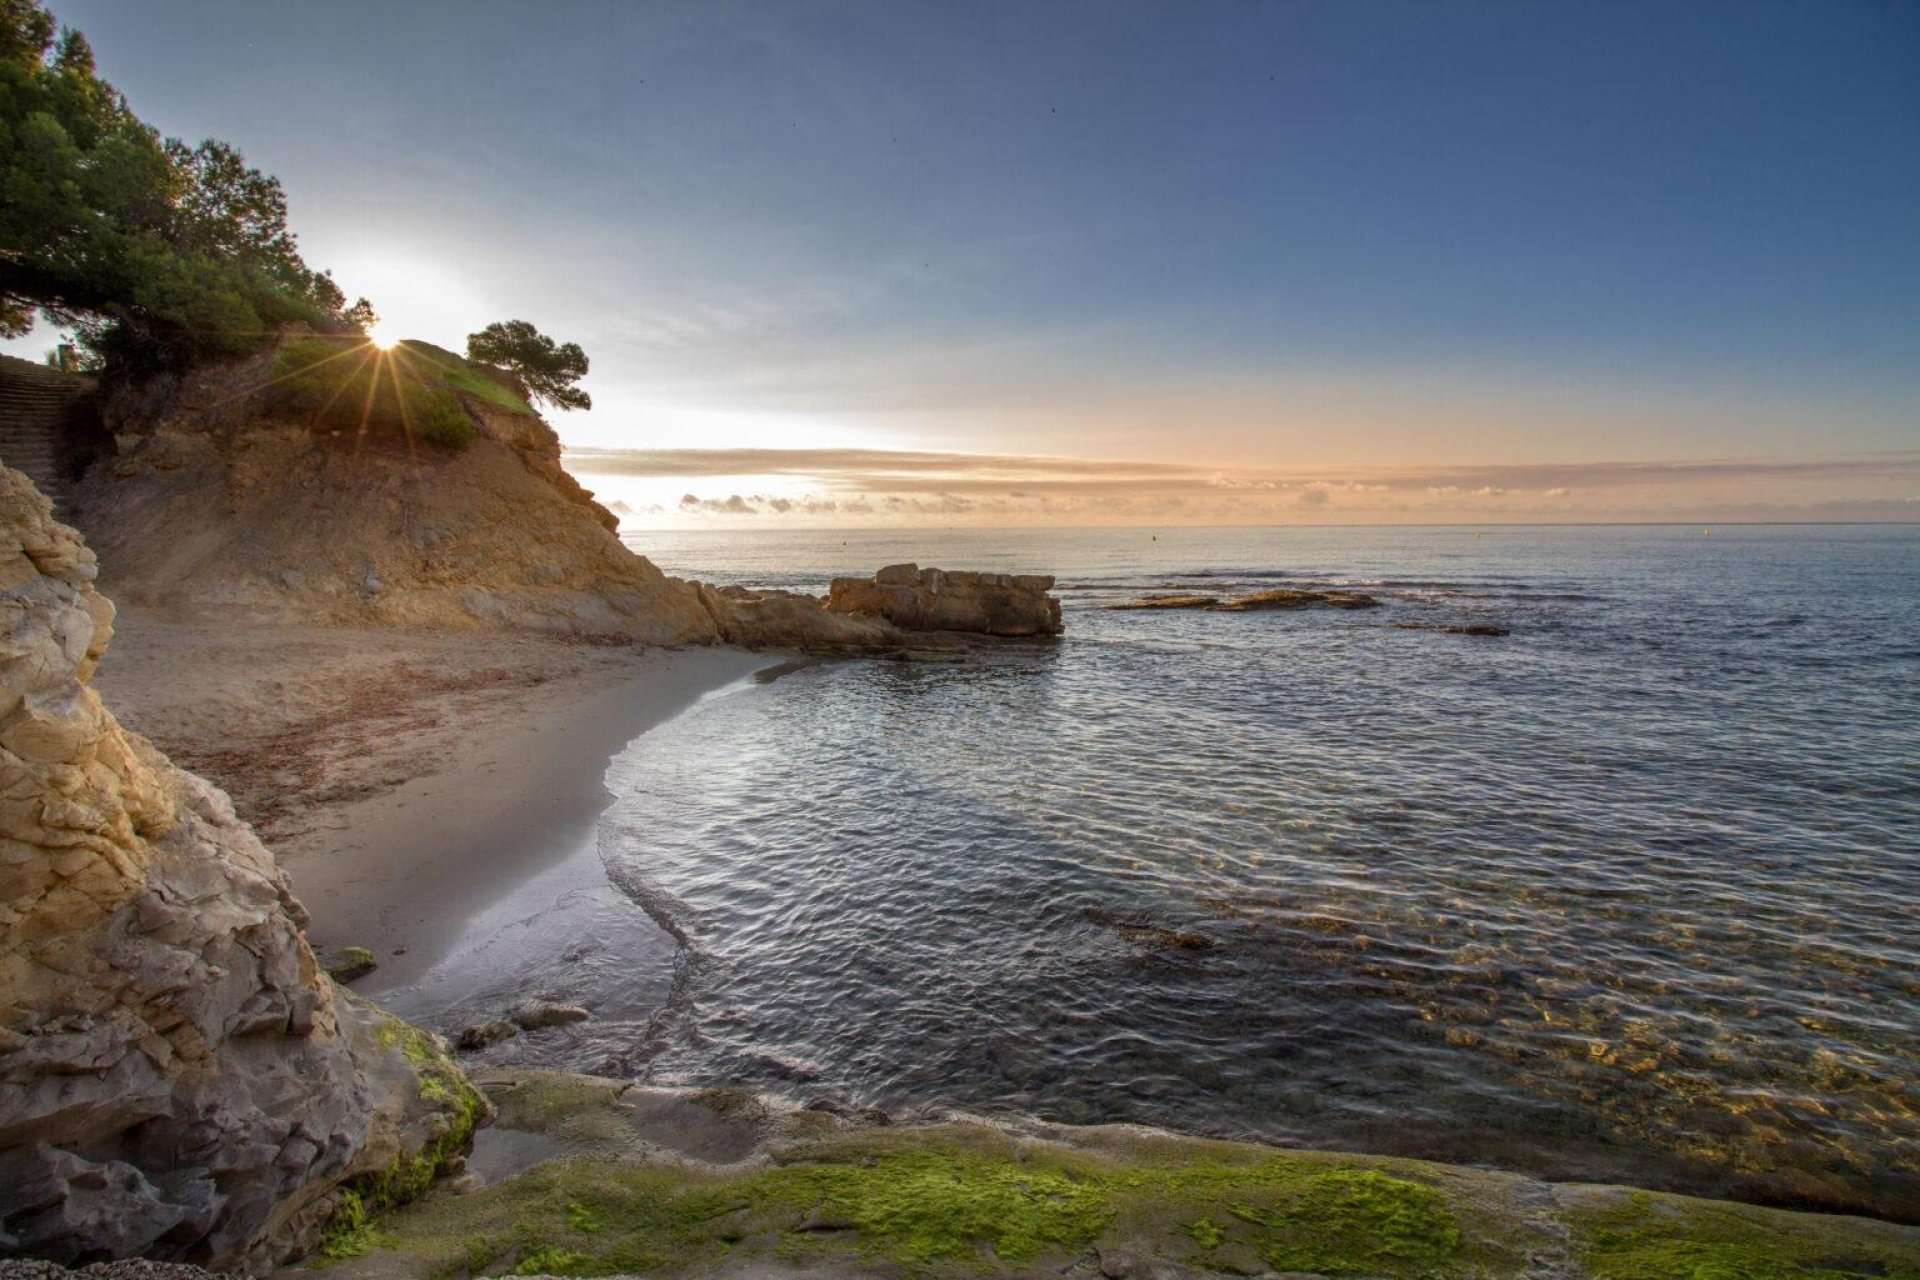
left=692, top=584, right=910, bottom=653
left=0, top=468, right=484, bottom=1274
left=826, top=564, right=1062, bottom=637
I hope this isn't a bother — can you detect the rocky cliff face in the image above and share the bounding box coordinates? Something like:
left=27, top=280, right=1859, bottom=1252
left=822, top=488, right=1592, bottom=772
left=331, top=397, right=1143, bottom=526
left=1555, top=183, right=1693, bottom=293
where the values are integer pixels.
left=828, top=564, right=1062, bottom=637
left=71, top=340, right=719, bottom=645
left=0, top=467, right=483, bottom=1274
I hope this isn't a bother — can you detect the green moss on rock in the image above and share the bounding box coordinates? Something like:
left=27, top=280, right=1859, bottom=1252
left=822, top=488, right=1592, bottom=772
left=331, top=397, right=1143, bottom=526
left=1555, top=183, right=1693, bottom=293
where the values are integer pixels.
left=301, top=1072, right=1920, bottom=1280
left=1569, top=1187, right=1920, bottom=1280
left=323, top=945, right=378, bottom=983
left=309, top=1016, right=489, bottom=1268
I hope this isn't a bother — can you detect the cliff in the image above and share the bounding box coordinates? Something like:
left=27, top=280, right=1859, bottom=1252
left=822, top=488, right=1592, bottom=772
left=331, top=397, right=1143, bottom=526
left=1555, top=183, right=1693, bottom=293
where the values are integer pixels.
left=0, top=467, right=484, bottom=1274
left=69, top=336, right=719, bottom=645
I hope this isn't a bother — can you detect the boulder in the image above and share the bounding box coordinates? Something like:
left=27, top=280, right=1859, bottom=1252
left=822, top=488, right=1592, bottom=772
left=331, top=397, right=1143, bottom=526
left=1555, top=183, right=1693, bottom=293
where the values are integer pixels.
left=509, top=1002, right=590, bottom=1031
left=0, top=468, right=484, bottom=1274
left=456, top=1020, right=519, bottom=1051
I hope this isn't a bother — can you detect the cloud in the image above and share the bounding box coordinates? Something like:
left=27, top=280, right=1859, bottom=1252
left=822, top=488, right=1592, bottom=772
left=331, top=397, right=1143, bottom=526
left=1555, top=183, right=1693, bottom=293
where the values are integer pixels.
left=678, top=492, right=763, bottom=515
left=591, top=447, right=1920, bottom=526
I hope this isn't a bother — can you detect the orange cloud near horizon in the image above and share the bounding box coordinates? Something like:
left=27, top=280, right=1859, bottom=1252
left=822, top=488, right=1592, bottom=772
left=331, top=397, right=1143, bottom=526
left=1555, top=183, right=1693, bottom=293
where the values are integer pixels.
left=563, top=447, right=1920, bottom=528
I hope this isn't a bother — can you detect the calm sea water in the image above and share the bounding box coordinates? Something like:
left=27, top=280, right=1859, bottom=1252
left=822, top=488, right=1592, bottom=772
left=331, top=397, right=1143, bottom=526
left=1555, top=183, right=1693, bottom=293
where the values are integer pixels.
left=603, top=524, right=1919, bottom=1219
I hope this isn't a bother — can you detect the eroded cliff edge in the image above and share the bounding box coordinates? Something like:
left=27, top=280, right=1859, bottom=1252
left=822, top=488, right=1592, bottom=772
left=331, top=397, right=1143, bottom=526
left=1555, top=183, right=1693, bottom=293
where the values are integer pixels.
left=0, top=466, right=483, bottom=1274
left=68, top=339, right=720, bottom=645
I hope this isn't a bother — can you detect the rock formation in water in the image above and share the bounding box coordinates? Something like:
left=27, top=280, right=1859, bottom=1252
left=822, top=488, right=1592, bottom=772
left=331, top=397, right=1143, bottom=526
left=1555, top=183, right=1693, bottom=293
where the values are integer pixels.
left=827, top=564, right=1063, bottom=637
left=0, top=467, right=484, bottom=1274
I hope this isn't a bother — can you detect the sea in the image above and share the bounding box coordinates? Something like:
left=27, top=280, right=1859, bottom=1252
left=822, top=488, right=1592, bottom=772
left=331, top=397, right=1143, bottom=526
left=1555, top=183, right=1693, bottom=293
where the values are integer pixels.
left=487, top=525, right=1920, bottom=1219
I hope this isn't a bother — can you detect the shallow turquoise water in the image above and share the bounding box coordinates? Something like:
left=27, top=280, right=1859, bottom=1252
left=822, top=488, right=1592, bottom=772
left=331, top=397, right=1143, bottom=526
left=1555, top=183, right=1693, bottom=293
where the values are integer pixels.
left=604, top=524, right=1920, bottom=1219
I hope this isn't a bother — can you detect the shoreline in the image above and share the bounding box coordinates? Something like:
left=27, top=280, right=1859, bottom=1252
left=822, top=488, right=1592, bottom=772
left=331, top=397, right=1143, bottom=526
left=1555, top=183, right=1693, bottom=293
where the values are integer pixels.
left=283, top=645, right=771, bottom=992
left=94, top=607, right=773, bottom=993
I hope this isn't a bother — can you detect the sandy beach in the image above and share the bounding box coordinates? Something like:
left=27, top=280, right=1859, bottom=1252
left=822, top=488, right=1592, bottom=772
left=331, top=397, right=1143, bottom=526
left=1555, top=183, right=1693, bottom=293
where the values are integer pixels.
left=95, top=606, right=772, bottom=993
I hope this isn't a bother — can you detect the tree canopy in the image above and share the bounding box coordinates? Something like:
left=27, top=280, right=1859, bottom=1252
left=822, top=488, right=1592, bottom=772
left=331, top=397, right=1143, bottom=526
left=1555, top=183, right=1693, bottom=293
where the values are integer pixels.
left=465, top=320, right=591, bottom=412
left=0, top=1, right=353, bottom=368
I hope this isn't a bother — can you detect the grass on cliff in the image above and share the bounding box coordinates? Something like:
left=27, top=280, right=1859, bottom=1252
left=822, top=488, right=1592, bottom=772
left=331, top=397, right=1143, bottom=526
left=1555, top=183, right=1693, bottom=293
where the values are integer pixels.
left=265, top=336, right=532, bottom=448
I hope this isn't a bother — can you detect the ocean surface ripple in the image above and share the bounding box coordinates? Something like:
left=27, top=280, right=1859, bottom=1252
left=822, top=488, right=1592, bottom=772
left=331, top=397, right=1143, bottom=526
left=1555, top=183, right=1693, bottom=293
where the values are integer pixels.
left=602, top=525, right=1919, bottom=1220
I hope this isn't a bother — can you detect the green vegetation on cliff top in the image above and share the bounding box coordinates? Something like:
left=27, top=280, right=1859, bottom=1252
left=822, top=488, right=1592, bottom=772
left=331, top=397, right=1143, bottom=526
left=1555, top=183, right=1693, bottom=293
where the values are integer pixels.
left=267, top=336, right=535, bottom=450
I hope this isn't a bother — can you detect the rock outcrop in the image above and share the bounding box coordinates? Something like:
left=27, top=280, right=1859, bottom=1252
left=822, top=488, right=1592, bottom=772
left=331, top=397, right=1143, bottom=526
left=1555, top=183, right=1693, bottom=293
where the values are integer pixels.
left=0, top=467, right=483, bottom=1274
left=70, top=338, right=718, bottom=645
left=826, top=564, right=1062, bottom=637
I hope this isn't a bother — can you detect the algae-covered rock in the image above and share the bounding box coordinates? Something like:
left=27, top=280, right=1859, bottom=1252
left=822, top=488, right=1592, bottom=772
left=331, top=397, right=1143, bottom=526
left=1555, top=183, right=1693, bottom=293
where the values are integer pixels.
left=323, top=945, right=379, bottom=982
left=319, top=1069, right=1920, bottom=1280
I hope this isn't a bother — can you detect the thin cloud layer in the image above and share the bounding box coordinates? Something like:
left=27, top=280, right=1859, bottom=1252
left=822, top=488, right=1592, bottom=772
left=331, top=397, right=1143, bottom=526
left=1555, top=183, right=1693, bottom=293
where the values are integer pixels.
left=569, top=448, right=1920, bottom=526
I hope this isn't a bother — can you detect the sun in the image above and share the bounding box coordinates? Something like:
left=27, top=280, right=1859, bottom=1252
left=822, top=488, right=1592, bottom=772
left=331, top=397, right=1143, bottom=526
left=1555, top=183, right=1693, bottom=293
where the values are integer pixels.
left=365, top=322, right=396, bottom=350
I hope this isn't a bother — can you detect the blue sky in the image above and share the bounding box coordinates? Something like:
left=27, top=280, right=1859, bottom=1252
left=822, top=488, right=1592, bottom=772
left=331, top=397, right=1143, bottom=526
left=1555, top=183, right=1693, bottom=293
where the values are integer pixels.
left=14, top=0, right=1920, bottom=521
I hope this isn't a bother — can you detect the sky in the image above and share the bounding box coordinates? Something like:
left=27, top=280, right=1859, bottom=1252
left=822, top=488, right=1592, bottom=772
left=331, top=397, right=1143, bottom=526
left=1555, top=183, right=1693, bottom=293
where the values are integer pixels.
left=12, top=0, right=1920, bottom=524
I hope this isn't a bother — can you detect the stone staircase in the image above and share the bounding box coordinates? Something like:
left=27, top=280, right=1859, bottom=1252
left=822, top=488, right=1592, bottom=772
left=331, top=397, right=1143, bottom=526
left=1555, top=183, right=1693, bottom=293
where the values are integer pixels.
left=0, top=353, right=99, bottom=512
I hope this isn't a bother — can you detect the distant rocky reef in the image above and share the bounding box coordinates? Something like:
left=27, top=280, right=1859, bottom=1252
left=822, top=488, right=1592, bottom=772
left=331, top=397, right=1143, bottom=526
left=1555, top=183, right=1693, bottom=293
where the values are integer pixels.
left=1107, top=586, right=1381, bottom=612
left=0, top=467, right=482, bottom=1274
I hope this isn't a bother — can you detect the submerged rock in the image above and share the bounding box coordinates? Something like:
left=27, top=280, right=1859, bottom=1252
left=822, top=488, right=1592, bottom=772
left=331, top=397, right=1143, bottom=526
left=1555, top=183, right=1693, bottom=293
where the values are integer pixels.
left=1104, top=593, right=1221, bottom=610
left=1210, top=587, right=1380, bottom=611
left=457, top=1019, right=520, bottom=1051
left=0, top=468, right=485, bottom=1274
left=826, top=564, right=1063, bottom=637
left=1106, top=587, right=1380, bottom=612
left=1395, top=621, right=1511, bottom=637
left=510, top=1001, right=591, bottom=1031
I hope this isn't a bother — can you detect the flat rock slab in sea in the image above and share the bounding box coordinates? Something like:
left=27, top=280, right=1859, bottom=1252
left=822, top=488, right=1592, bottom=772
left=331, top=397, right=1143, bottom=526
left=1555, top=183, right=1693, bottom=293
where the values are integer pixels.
left=1106, top=587, right=1381, bottom=611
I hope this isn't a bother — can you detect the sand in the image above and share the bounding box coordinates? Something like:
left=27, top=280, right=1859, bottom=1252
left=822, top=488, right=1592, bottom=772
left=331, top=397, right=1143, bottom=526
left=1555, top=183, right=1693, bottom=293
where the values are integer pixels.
left=95, top=607, right=773, bottom=993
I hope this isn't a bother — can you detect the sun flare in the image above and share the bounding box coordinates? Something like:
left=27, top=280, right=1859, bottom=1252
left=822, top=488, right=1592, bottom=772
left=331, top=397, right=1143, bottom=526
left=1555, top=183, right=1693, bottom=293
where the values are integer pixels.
left=364, top=323, right=395, bottom=350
